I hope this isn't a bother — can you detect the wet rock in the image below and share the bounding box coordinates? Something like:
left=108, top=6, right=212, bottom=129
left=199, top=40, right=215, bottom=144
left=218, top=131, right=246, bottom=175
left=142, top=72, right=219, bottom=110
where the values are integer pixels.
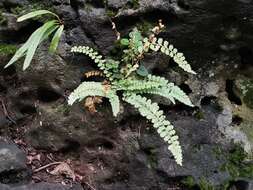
left=151, top=107, right=230, bottom=187
left=248, top=180, right=253, bottom=190
left=0, top=182, right=83, bottom=190
left=0, top=183, right=9, bottom=190
left=217, top=104, right=252, bottom=155
left=68, top=26, right=93, bottom=46
left=115, top=0, right=179, bottom=17
left=1, top=13, right=19, bottom=31
left=0, top=0, right=27, bottom=7
left=78, top=8, right=116, bottom=54
left=14, top=43, right=82, bottom=96
left=107, top=0, right=129, bottom=9
left=25, top=101, right=117, bottom=152
left=0, top=139, right=30, bottom=184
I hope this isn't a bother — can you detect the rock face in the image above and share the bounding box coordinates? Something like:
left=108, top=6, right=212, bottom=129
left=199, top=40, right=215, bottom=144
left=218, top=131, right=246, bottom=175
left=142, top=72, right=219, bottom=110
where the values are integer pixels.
left=0, top=139, right=29, bottom=184
left=0, top=0, right=253, bottom=189
left=0, top=182, right=83, bottom=190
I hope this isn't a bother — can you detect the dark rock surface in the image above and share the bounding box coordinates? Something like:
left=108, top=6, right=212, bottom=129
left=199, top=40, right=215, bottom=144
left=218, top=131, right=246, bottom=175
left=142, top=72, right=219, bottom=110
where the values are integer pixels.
left=0, top=0, right=252, bottom=189
left=0, top=139, right=30, bottom=184
left=0, top=182, right=83, bottom=190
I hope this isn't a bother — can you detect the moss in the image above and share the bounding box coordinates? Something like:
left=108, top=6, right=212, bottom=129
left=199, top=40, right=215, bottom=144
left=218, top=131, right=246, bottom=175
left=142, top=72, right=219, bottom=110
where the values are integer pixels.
left=194, top=109, right=205, bottom=120
left=211, top=145, right=253, bottom=189
left=136, top=21, right=154, bottom=36
left=106, top=9, right=117, bottom=18
left=10, top=2, right=54, bottom=17
left=182, top=176, right=215, bottom=190
left=181, top=176, right=196, bottom=188
left=144, top=147, right=158, bottom=169
left=239, top=120, right=253, bottom=148
left=55, top=104, right=70, bottom=116
left=220, top=145, right=253, bottom=179
left=109, top=40, right=125, bottom=58
left=10, top=6, right=23, bottom=15
left=0, top=44, right=17, bottom=56
left=127, top=0, right=140, bottom=9
left=236, top=79, right=253, bottom=109
left=243, top=85, right=253, bottom=110
left=0, top=10, right=7, bottom=26
left=199, top=178, right=215, bottom=190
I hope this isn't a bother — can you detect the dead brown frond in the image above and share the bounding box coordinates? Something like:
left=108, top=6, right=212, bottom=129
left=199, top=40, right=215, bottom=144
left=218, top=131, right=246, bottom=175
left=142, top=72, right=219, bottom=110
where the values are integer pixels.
left=84, top=70, right=104, bottom=78
left=151, top=19, right=165, bottom=35
left=84, top=96, right=103, bottom=113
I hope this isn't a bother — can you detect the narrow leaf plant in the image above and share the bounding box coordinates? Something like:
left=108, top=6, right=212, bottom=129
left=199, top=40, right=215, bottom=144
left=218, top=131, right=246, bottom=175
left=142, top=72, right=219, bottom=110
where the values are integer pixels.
left=5, top=10, right=64, bottom=70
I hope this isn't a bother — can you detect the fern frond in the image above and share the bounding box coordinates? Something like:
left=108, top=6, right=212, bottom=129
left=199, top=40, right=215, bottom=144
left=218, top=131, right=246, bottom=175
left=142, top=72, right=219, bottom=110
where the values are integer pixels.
left=114, top=79, right=164, bottom=91
left=147, top=75, right=194, bottom=107
left=84, top=70, right=104, bottom=78
left=68, top=82, right=106, bottom=105
left=68, top=82, right=120, bottom=117
left=143, top=38, right=196, bottom=74
left=71, top=46, right=106, bottom=67
left=71, top=46, right=120, bottom=81
left=123, top=93, right=183, bottom=166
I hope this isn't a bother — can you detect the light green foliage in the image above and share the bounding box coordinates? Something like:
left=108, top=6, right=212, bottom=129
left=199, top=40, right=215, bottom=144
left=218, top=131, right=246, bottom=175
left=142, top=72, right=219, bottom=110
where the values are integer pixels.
left=68, top=82, right=120, bottom=117
left=5, top=10, right=64, bottom=70
left=123, top=93, right=183, bottom=165
left=69, top=25, right=196, bottom=166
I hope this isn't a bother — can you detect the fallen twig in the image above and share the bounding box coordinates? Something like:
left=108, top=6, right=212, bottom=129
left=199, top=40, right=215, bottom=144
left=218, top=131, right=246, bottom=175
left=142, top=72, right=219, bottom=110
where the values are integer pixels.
left=33, top=162, right=63, bottom=173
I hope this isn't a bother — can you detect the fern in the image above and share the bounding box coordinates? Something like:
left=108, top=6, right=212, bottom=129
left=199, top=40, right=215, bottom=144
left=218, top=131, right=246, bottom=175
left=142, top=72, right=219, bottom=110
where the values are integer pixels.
left=123, top=93, right=183, bottom=165
left=68, top=24, right=197, bottom=166
left=5, top=10, right=64, bottom=70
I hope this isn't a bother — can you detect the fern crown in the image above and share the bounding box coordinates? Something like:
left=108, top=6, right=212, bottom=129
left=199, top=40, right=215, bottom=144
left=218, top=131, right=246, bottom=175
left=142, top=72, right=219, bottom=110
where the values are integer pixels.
left=69, top=21, right=196, bottom=166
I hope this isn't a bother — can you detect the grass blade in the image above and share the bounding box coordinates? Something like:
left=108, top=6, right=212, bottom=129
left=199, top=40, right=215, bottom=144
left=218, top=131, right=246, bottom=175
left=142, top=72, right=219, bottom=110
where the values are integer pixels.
left=23, top=20, right=57, bottom=70
left=17, top=10, right=59, bottom=22
left=49, top=24, right=64, bottom=53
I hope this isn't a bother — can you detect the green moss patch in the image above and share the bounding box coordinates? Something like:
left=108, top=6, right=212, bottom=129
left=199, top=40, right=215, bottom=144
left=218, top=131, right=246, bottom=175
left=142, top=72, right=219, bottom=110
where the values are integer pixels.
left=236, top=79, right=253, bottom=109
left=0, top=10, right=7, bottom=26
left=220, top=145, right=253, bottom=179
left=0, top=44, right=17, bottom=56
